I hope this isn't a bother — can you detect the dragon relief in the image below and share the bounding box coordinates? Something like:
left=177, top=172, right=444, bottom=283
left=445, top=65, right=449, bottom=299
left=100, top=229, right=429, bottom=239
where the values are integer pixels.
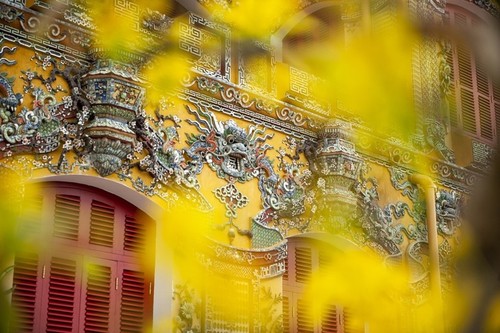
left=435, top=189, right=461, bottom=236
left=354, top=173, right=409, bottom=256
left=185, top=104, right=275, bottom=182
left=184, top=104, right=279, bottom=242
left=184, top=105, right=317, bottom=243
left=252, top=136, right=315, bottom=243
left=132, top=106, right=199, bottom=189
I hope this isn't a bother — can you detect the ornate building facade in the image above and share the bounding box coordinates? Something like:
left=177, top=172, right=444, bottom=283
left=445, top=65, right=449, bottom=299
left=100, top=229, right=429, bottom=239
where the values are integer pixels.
left=0, top=0, right=497, bottom=332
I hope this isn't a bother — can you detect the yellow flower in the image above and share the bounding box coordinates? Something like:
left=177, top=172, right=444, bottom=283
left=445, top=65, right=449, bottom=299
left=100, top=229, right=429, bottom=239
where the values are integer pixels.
left=210, top=0, right=299, bottom=40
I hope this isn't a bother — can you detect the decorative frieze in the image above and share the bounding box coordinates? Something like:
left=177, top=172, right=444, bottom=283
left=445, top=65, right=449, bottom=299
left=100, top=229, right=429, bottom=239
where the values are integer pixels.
left=472, top=140, right=496, bottom=167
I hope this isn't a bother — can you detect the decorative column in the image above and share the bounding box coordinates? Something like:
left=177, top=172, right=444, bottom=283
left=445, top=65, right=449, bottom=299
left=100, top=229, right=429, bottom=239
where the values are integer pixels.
left=81, top=57, right=145, bottom=176
left=307, top=120, right=363, bottom=232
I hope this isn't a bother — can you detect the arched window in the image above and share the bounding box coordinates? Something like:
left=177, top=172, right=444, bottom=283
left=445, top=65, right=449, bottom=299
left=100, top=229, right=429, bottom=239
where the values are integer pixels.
left=445, top=5, right=500, bottom=143
left=10, top=182, right=155, bottom=333
left=283, top=237, right=363, bottom=333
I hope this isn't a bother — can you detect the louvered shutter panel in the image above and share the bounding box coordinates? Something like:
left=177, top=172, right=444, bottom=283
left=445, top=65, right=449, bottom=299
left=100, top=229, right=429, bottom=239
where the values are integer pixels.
left=283, top=239, right=366, bottom=333
left=494, top=82, right=500, bottom=103
left=456, top=44, right=473, bottom=90
left=460, top=88, right=477, bottom=134
left=297, top=298, right=314, bottom=333
left=454, top=11, right=467, bottom=27
left=120, top=268, right=148, bottom=333
left=476, top=60, right=494, bottom=140
left=318, top=249, right=332, bottom=273
left=124, top=215, right=146, bottom=253
left=295, top=247, right=312, bottom=284
left=478, top=95, right=494, bottom=140
left=495, top=101, right=500, bottom=141
left=45, top=256, right=79, bottom=333
left=83, top=263, right=113, bottom=333
left=18, top=195, right=43, bottom=242
left=90, top=200, right=115, bottom=248
left=10, top=254, right=40, bottom=333
left=283, top=295, right=290, bottom=333
left=283, top=252, right=289, bottom=281
left=343, top=307, right=364, bottom=333
left=343, top=308, right=351, bottom=333
left=494, top=82, right=500, bottom=139
left=321, top=305, right=338, bottom=333
left=53, top=195, right=80, bottom=241
left=456, top=41, right=478, bottom=136
left=232, top=280, right=251, bottom=333
left=476, top=61, right=490, bottom=96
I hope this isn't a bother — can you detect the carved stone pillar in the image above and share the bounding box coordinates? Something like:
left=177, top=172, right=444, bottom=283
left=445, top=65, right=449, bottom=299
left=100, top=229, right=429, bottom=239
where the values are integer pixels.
left=82, top=58, right=145, bottom=176
left=307, top=120, right=363, bottom=232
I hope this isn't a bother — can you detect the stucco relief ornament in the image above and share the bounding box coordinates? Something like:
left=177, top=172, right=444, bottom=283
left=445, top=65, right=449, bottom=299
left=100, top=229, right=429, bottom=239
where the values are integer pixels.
left=0, top=53, right=79, bottom=158
left=142, top=8, right=173, bottom=33
left=435, top=189, right=461, bottom=236
left=185, top=104, right=274, bottom=182
left=185, top=105, right=316, bottom=243
left=132, top=107, right=199, bottom=190
left=185, top=104, right=280, bottom=240
left=213, top=181, right=251, bottom=244
left=354, top=174, right=408, bottom=255
left=252, top=136, right=315, bottom=243
left=413, top=118, right=455, bottom=163
left=0, top=75, right=23, bottom=142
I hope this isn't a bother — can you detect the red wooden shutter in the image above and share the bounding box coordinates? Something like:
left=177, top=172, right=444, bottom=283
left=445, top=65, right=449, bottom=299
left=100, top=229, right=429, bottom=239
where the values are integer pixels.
left=321, top=305, right=339, bottom=333
left=456, top=40, right=478, bottom=136
left=494, top=82, right=500, bottom=138
left=460, top=87, right=477, bottom=134
left=119, top=264, right=152, bottom=333
left=283, top=253, right=289, bottom=281
left=478, top=95, right=494, bottom=140
left=295, top=247, right=312, bottom=284
left=89, top=200, right=115, bottom=248
left=10, top=254, right=40, bottom=332
left=11, top=183, right=155, bottom=333
left=319, top=249, right=332, bottom=273
left=495, top=102, right=500, bottom=140
left=283, top=294, right=290, bottom=332
left=53, top=195, right=80, bottom=241
left=44, top=256, right=80, bottom=333
left=297, top=298, right=314, bottom=333
left=447, top=6, right=498, bottom=142
left=343, top=307, right=365, bottom=333
left=284, top=238, right=364, bottom=333
left=83, top=262, right=114, bottom=333
left=124, top=215, right=146, bottom=254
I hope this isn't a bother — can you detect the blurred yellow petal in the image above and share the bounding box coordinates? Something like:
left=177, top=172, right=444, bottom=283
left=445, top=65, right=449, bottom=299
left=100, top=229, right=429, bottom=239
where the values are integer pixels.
left=211, top=0, right=299, bottom=40
left=88, top=0, right=143, bottom=59
left=143, top=51, right=190, bottom=106
left=293, top=21, right=419, bottom=140
left=304, top=249, right=411, bottom=333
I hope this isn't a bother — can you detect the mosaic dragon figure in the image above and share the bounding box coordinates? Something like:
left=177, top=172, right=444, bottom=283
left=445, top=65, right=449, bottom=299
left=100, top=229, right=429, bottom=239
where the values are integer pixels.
left=185, top=104, right=275, bottom=182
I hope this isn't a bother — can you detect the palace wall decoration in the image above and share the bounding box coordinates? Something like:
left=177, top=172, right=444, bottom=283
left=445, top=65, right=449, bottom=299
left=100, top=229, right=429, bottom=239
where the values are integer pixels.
left=0, top=1, right=485, bottom=317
